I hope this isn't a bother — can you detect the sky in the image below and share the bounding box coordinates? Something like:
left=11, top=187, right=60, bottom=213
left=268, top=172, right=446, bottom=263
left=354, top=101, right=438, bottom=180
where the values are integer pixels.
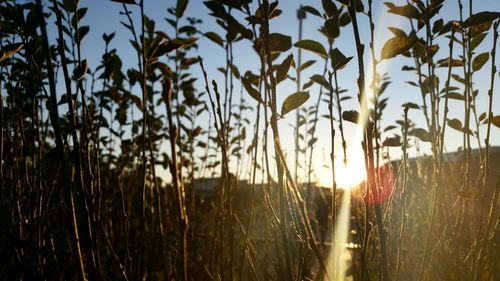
left=43, top=0, right=500, bottom=186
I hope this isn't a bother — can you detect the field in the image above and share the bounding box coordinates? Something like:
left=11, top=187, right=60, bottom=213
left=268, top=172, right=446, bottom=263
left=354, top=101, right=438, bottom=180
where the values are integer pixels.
left=0, top=0, right=499, bottom=280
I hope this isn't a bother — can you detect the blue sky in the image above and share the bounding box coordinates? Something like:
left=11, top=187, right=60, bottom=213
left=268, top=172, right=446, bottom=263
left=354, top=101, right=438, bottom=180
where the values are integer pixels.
left=45, top=0, right=500, bottom=184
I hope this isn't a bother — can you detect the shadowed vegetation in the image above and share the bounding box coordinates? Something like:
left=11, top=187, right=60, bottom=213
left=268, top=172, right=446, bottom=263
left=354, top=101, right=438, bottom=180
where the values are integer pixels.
left=0, top=0, right=499, bottom=280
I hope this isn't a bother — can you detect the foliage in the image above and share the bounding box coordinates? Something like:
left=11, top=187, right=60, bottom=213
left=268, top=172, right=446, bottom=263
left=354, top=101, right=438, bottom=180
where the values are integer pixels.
left=0, top=0, right=499, bottom=280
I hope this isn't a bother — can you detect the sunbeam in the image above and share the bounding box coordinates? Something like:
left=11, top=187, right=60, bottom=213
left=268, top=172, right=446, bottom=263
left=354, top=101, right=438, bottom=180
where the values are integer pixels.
left=326, top=189, right=352, bottom=280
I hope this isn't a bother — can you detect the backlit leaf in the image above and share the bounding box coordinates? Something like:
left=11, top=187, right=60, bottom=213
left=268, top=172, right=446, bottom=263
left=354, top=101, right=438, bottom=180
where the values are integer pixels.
left=230, top=64, right=240, bottom=79
left=176, top=0, right=188, bottom=18
left=469, top=21, right=492, bottom=37
left=269, top=33, right=292, bottom=52
left=276, top=54, right=294, bottom=83
left=381, top=36, right=415, bottom=60
left=388, top=26, right=407, bottom=37
left=339, top=12, right=351, bottom=26
left=0, top=43, right=23, bottom=62
left=441, top=92, right=465, bottom=100
left=325, top=17, right=340, bottom=38
left=153, top=38, right=197, bottom=57
left=472, top=52, right=489, bottom=72
left=116, top=107, right=127, bottom=125
left=447, top=118, right=463, bottom=132
left=433, top=18, right=444, bottom=34
left=384, top=2, right=420, bottom=19
left=322, top=0, right=337, bottom=17
left=330, top=48, right=352, bottom=71
left=310, top=74, right=330, bottom=89
left=462, top=11, right=500, bottom=29
left=281, top=91, right=309, bottom=116
left=383, top=136, right=402, bottom=147
left=384, top=125, right=397, bottom=132
left=437, top=57, right=463, bottom=68
left=411, top=128, right=432, bottom=142
left=76, top=26, right=89, bottom=44
left=294, top=39, right=327, bottom=58
left=342, top=110, right=360, bottom=124
left=301, top=5, right=321, bottom=17
left=471, top=33, right=487, bottom=51
left=403, top=102, right=420, bottom=109
left=298, top=60, right=316, bottom=72
left=204, top=32, right=224, bottom=47
left=479, top=112, right=487, bottom=122
left=491, top=115, right=500, bottom=128
left=242, top=76, right=263, bottom=104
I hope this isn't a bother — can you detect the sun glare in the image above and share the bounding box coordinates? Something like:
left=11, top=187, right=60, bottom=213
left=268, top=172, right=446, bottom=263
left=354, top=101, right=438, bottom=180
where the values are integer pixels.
left=319, top=149, right=367, bottom=190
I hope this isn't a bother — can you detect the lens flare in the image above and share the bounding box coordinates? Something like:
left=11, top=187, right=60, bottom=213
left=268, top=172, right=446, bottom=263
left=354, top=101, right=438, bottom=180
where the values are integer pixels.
left=325, top=189, right=352, bottom=280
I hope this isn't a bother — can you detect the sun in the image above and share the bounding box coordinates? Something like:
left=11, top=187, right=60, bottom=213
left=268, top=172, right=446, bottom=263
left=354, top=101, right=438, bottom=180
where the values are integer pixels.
left=318, top=148, right=367, bottom=190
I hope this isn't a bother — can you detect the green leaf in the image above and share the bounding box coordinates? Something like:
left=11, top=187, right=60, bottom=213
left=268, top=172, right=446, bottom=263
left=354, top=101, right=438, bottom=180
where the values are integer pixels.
left=421, top=75, right=439, bottom=95
left=71, top=8, right=88, bottom=29
left=73, top=59, right=88, bottom=81
left=342, top=110, right=360, bottom=124
left=276, top=54, right=294, bottom=83
left=383, top=136, right=402, bottom=147
left=109, top=0, right=136, bottom=4
left=479, top=112, right=487, bottom=122
left=116, top=107, right=127, bottom=125
left=451, top=74, right=466, bottom=84
left=433, top=18, right=444, bottom=34
left=153, top=38, right=197, bottom=57
left=76, top=26, right=89, bottom=44
left=269, top=33, right=292, bottom=52
left=205, top=1, right=227, bottom=19
left=441, top=92, right=465, bottom=100
left=294, top=39, right=327, bottom=58
left=325, top=16, right=340, bottom=39
left=381, top=36, right=416, bottom=60
left=339, top=12, right=351, bottom=26
left=403, top=102, right=420, bottom=109
left=62, top=0, right=77, bottom=11
left=176, top=0, right=188, bottom=18
left=335, top=0, right=349, bottom=7
left=462, top=11, right=500, bottom=29
left=387, top=27, right=407, bottom=37
left=354, top=0, right=364, bottom=12
left=384, top=125, right=397, bottom=132
left=310, top=74, right=330, bottom=89
left=384, top=2, right=420, bottom=19
left=469, top=21, right=492, bottom=37
left=102, top=32, right=116, bottom=43
left=242, top=76, right=263, bottom=104
left=0, top=43, right=23, bottom=62
left=472, top=52, right=489, bottom=72
left=491, top=116, right=500, bottom=128
left=308, top=137, right=318, bottom=146
left=447, top=118, right=463, bottom=132
left=411, top=128, right=432, bottom=142
left=204, top=32, right=224, bottom=47
left=281, top=91, right=309, bottom=116
left=322, top=0, right=337, bottom=18
left=330, top=48, right=353, bottom=71
left=301, top=5, right=321, bottom=17
left=230, top=64, right=240, bottom=79
left=298, top=60, right=316, bottom=72
left=471, top=33, right=487, bottom=51
left=437, top=57, right=463, bottom=68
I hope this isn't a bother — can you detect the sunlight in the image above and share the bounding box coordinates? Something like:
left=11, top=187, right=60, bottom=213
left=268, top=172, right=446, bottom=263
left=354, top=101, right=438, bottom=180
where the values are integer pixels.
left=319, top=148, right=366, bottom=190
left=325, top=189, right=352, bottom=280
